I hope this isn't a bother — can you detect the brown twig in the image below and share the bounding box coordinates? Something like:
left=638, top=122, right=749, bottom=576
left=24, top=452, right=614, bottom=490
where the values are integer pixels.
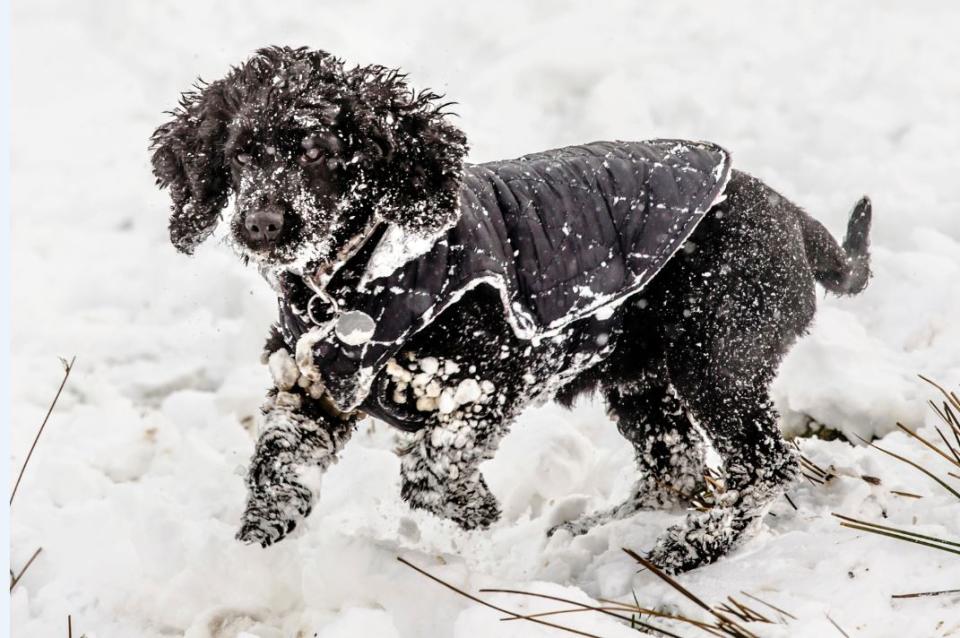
left=10, top=547, right=43, bottom=592
left=11, top=356, right=76, bottom=505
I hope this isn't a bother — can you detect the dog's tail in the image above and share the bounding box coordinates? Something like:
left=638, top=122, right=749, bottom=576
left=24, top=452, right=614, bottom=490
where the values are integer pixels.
left=800, top=196, right=872, bottom=295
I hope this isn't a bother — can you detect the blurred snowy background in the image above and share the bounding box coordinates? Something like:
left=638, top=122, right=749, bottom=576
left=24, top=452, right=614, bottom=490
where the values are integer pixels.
left=11, top=1, right=960, bottom=636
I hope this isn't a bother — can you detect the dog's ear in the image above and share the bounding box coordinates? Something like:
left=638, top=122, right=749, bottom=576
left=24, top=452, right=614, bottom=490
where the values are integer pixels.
left=342, top=66, right=468, bottom=239
left=150, top=81, right=232, bottom=255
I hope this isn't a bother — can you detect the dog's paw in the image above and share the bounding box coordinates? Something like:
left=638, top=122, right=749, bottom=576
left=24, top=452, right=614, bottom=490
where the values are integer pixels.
left=236, top=499, right=310, bottom=547
left=236, top=518, right=286, bottom=548
left=645, top=506, right=744, bottom=574
left=444, top=490, right=501, bottom=531
left=404, top=472, right=502, bottom=530
left=236, top=481, right=314, bottom=548
left=431, top=484, right=501, bottom=531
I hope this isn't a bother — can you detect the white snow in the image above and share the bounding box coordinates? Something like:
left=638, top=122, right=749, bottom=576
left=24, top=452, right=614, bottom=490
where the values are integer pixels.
left=10, top=1, right=960, bottom=636
left=360, top=223, right=446, bottom=286
left=267, top=350, right=300, bottom=391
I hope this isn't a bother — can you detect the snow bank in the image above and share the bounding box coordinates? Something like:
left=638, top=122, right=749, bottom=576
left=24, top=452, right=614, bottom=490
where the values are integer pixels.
left=11, top=1, right=960, bottom=636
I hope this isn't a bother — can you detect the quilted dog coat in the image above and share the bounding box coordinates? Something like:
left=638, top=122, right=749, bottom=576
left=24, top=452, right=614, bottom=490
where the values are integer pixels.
left=278, top=139, right=732, bottom=411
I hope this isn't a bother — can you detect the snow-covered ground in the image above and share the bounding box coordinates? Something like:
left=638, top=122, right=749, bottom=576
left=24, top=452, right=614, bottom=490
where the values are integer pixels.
left=10, top=1, right=960, bottom=636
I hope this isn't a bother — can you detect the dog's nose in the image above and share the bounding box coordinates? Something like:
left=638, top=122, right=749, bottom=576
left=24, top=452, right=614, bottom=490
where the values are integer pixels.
left=243, top=206, right=285, bottom=245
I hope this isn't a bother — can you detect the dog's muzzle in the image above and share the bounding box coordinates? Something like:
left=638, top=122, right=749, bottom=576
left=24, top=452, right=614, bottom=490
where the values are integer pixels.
left=243, top=204, right=286, bottom=248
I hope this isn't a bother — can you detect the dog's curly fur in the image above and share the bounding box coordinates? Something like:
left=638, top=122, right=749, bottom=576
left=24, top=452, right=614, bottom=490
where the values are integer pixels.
left=150, top=46, right=466, bottom=262
left=151, top=46, right=872, bottom=573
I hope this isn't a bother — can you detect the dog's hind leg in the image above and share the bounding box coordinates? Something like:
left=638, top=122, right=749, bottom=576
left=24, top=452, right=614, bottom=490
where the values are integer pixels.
left=548, top=367, right=706, bottom=537
left=642, top=179, right=812, bottom=572
left=645, top=381, right=799, bottom=574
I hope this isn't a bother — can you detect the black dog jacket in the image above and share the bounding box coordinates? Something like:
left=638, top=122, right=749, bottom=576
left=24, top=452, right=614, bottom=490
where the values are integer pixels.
left=278, top=139, right=731, bottom=411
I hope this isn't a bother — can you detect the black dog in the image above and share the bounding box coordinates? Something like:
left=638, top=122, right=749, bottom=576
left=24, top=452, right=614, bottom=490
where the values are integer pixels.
left=151, top=47, right=872, bottom=573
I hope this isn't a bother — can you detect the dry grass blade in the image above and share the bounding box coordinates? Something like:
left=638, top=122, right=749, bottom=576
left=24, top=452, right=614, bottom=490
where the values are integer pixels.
left=11, top=356, right=76, bottom=505
left=933, top=425, right=960, bottom=467
left=622, top=549, right=710, bottom=613
left=838, top=522, right=960, bottom=556
left=920, top=375, right=960, bottom=452
left=833, top=513, right=960, bottom=556
left=596, top=597, right=728, bottom=636
left=402, top=552, right=796, bottom=638
left=889, top=490, right=923, bottom=499
left=738, top=592, right=797, bottom=621
left=853, top=434, right=960, bottom=501
left=929, top=401, right=960, bottom=457
left=825, top=613, right=850, bottom=637
left=891, top=588, right=960, bottom=599
left=894, top=422, right=960, bottom=470
left=10, top=547, right=43, bottom=592
left=783, top=493, right=798, bottom=510
left=622, top=549, right=758, bottom=638
left=714, top=604, right=749, bottom=623
left=798, top=455, right=831, bottom=480
left=919, top=375, right=960, bottom=411
left=481, top=589, right=684, bottom=638
left=725, top=597, right=771, bottom=624
left=802, top=472, right=825, bottom=486
left=398, top=557, right=609, bottom=638
left=498, top=606, right=636, bottom=621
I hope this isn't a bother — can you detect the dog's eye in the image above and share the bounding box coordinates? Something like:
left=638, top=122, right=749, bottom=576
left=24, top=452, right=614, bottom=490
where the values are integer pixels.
left=235, top=152, right=254, bottom=165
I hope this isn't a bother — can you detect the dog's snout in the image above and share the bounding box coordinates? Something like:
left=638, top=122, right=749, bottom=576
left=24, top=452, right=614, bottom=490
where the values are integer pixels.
left=243, top=206, right=285, bottom=246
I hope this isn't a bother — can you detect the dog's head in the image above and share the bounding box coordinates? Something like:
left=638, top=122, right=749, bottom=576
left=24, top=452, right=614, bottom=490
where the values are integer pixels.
left=150, top=46, right=467, bottom=272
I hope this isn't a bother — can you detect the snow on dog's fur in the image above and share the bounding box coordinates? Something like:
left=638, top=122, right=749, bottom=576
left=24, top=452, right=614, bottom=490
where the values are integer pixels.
left=151, top=46, right=872, bottom=573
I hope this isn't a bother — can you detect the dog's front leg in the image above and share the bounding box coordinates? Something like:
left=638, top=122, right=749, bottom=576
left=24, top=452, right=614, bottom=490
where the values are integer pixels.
left=237, top=332, right=357, bottom=546
left=385, top=354, right=511, bottom=530
left=237, top=402, right=355, bottom=546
